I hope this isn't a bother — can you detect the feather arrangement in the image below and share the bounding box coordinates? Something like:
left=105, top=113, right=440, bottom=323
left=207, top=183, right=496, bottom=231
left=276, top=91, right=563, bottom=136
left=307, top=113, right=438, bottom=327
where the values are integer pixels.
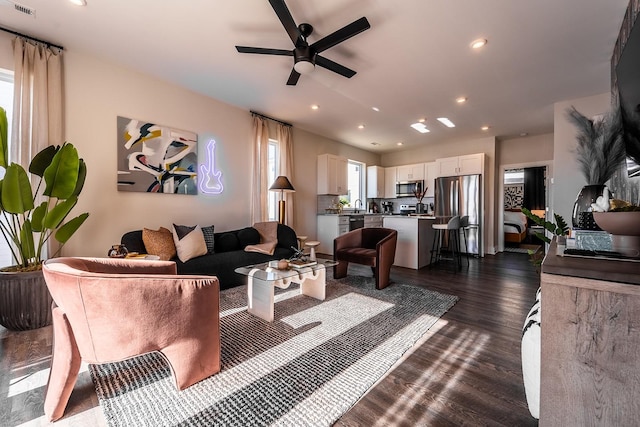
left=619, top=97, right=640, bottom=168
left=566, top=105, right=625, bottom=185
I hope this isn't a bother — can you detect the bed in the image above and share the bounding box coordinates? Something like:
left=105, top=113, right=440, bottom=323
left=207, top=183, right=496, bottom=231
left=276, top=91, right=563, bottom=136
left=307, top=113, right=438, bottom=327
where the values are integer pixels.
left=504, top=209, right=528, bottom=243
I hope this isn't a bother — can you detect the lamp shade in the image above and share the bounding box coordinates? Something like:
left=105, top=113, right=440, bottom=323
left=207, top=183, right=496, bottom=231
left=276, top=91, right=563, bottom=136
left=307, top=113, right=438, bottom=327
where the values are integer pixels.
left=269, top=176, right=295, bottom=192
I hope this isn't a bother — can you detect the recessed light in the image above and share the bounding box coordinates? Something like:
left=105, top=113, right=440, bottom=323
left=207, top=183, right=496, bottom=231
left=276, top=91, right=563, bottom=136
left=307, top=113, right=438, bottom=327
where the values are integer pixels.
left=437, top=118, right=455, bottom=128
left=470, top=38, right=487, bottom=49
left=372, top=107, right=380, bottom=112
left=311, top=104, right=319, bottom=110
left=371, top=142, right=380, bottom=146
left=520, top=132, right=528, bottom=137
left=397, top=142, right=404, bottom=146
left=69, top=0, right=87, bottom=5
left=456, top=97, right=467, bottom=104
left=411, top=123, right=430, bottom=133
left=418, top=118, right=426, bottom=123
left=481, top=125, right=490, bottom=131
left=358, top=124, right=365, bottom=129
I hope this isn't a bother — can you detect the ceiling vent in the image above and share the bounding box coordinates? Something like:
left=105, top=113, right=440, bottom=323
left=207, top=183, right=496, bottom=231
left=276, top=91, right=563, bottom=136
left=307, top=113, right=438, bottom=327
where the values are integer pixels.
left=0, top=0, right=36, bottom=17
left=13, top=2, right=35, bottom=16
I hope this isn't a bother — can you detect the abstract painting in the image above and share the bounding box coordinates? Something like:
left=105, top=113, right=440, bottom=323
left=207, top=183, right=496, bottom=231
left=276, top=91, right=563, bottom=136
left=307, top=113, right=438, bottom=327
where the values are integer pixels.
left=117, top=116, right=198, bottom=194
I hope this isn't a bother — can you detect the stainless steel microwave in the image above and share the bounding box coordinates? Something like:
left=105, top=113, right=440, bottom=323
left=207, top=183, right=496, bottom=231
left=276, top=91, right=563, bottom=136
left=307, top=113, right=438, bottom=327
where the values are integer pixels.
left=396, top=180, right=424, bottom=197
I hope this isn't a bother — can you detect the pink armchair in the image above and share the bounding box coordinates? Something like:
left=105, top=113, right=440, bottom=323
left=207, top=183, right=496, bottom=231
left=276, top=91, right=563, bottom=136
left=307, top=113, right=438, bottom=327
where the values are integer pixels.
left=42, top=257, right=221, bottom=422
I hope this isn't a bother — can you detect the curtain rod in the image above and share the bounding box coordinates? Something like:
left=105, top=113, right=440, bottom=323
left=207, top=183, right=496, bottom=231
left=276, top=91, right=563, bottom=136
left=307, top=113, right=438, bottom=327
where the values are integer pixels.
left=250, top=111, right=291, bottom=127
left=0, top=26, right=64, bottom=50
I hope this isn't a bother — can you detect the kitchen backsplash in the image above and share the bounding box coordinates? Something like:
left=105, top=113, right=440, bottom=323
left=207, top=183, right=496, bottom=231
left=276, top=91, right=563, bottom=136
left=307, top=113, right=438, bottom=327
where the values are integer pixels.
left=317, top=195, right=434, bottom=214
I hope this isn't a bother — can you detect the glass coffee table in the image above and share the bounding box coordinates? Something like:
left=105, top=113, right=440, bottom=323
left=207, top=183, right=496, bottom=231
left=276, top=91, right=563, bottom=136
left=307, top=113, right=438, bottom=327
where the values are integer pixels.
left=235, top=259, right=337, bottom=322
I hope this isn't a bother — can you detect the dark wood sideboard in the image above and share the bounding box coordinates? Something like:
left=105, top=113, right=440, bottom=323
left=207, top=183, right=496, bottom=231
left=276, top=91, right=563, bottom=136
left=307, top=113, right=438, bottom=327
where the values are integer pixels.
left=540, top=240, right=640, bottom=426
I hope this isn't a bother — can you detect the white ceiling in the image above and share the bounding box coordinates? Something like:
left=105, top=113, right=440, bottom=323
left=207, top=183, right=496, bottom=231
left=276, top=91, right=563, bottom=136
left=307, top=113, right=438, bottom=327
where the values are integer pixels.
left=0, top=0, right=630, bottom=153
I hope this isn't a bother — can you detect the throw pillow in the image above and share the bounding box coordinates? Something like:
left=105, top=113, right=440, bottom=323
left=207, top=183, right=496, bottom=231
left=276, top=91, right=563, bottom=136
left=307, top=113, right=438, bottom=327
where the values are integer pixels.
left=201, top=225, right=215, bottom=254
left=142, top=227, right=176, bottom=261
left=521, top=287, right=541, bottom=419
left=172, top=224, right=208, bottom=263
left=245, top=221, right=278, bottom=255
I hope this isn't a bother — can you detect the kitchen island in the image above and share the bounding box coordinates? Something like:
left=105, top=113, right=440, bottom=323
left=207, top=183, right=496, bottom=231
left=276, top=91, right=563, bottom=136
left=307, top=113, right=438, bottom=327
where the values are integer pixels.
left=383, top=215, right=436, bottom=269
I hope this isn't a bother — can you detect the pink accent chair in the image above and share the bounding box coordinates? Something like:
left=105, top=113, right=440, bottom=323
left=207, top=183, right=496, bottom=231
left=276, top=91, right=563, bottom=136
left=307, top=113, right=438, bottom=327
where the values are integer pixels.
left=42, top=257, right=221, bottom=422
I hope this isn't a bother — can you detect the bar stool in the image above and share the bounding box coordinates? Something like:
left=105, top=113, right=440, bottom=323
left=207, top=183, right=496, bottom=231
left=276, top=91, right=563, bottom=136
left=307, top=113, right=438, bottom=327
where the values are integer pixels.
left=430, top=216, right=462, bottom=269
left=459, top=215, right=469, bottom=265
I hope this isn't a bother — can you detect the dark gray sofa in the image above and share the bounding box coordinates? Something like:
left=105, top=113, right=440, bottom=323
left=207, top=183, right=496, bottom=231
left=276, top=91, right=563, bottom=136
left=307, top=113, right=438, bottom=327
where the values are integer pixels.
left=121, top=223, right=297, bottom=290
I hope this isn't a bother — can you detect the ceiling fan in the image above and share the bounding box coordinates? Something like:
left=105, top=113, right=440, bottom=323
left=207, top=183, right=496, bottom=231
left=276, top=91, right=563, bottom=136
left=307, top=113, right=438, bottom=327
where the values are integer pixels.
left=235, top=0, right=370, bottom=85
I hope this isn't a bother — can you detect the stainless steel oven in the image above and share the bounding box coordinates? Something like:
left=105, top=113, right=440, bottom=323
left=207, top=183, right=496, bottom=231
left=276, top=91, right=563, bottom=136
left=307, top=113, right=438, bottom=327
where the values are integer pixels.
left=395, top=180, right=424, bottom=197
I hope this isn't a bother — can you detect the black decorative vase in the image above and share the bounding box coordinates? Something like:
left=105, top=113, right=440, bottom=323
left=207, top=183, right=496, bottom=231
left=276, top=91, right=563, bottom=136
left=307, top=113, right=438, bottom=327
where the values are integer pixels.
left=416, top=203, right=425, bottom=214
left=572, top=185, right=606, bottom=230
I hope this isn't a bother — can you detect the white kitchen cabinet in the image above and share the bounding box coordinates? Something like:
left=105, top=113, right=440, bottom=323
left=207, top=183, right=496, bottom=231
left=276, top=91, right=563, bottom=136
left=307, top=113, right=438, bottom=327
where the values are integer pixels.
left=384, top=166, right=397, bottom=198
left=317, top=154, right=348, bottom=195
left=364, top=214, right=383, bottom=228
left=317, top=215, right=349, bottom=255
left=435, top=153, right=484, bottom=177
left=396, top=163, right=425, bottom=181
left=424, top=161, right=438, bottom=197
left=366, top=166, right=385, bottom=198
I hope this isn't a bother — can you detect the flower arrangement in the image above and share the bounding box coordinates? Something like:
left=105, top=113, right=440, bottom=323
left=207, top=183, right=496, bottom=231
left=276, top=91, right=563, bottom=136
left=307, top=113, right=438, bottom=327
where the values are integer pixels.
left=413, top=186, right=428, bottom=204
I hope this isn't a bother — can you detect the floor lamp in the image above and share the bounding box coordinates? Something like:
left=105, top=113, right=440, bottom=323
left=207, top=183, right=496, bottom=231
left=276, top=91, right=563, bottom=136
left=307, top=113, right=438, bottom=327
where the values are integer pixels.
left=269, top=176, right=295, bottom=224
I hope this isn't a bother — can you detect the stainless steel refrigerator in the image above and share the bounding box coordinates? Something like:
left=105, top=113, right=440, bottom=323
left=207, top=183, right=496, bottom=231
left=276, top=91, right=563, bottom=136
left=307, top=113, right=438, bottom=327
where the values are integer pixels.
left=435, top=174, right=482, bottom=255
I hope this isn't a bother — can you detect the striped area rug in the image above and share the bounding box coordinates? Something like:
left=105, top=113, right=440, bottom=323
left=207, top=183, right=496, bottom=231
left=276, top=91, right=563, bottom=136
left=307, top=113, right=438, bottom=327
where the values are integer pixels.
left=89, top=276, right=458, bottom=427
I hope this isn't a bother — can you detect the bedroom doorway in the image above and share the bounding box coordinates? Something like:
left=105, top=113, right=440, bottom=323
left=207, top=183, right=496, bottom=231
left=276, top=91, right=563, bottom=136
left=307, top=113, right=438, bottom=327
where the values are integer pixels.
left=501, top=165, right=549, bottom=254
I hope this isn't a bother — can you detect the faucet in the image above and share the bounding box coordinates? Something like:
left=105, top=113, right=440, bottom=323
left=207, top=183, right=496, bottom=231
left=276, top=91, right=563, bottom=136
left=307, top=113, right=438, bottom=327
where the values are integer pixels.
left=354, top=199, right=362, bottom=213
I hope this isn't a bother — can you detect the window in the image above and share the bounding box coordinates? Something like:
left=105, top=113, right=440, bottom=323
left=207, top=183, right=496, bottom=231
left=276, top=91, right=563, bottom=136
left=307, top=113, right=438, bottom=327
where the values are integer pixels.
left=0, top=68, right=14, bottom=268
left=267, top=139, right=279, bottom=221
left=347, top=160, right=365, bottom=208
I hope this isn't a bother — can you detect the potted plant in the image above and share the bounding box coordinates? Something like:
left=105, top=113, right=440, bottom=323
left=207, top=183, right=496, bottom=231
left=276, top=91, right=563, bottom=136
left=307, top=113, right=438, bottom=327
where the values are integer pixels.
left=0, top=106, right=89, bottom=330
left=521, top=207, right=570, bottom=270
left=566, top=105, right=625, bottom=230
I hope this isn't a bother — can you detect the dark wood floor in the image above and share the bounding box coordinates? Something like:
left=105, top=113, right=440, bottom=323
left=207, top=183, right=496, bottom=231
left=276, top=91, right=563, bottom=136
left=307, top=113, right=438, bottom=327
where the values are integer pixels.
left=336, top=253, right=540, bottom=427
left=0, top=252, right=539, bottom=426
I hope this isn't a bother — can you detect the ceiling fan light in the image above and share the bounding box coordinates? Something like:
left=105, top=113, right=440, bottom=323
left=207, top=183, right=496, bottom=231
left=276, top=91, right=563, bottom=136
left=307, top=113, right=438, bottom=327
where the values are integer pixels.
left=294, top=60, right=315, bottom=75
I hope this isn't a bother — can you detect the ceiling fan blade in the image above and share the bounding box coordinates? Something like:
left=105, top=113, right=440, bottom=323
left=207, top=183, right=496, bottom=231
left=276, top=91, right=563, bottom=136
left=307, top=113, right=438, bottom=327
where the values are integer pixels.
left=311, top=17, right=370, bottom=53
left=268, top=0, right=301, bottom=45
left=286, top=69, right=301, bottom=85
left=316, top=55, right=356, bottom=78
left=235, top=46, right=293, bottom=56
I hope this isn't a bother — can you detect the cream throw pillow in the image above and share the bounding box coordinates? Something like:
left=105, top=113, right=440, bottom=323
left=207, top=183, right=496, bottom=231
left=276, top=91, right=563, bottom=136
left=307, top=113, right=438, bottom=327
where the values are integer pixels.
left=172, top=224, right=208, bottom=263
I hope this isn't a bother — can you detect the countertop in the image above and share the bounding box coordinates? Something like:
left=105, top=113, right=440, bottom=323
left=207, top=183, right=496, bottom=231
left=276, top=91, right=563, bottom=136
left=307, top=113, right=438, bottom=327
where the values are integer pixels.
left=542, top=239, right=640, bottom=285
left=317, top=213, right=436, bottom=219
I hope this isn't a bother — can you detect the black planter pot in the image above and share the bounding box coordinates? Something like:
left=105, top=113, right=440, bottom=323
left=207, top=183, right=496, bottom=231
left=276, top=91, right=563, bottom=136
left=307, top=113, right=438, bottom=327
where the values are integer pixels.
left=0, top=269, right=53, bottom=331
left=572, top=184, right=606, bottom=230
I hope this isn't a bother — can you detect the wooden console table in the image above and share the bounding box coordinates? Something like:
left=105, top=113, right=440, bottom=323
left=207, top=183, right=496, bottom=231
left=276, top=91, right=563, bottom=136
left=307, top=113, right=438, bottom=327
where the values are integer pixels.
left=540, top=240, right=640, bottom=426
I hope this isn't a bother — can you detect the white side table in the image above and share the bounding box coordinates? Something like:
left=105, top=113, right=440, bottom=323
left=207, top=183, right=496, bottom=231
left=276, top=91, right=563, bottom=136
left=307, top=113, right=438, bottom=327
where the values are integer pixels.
left=305, top=241, right=320, bottom=261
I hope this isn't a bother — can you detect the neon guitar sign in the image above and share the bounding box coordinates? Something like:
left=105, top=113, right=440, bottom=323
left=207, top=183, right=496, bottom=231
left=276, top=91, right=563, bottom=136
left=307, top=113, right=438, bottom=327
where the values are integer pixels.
left=199, top=140, right=224, bottom=194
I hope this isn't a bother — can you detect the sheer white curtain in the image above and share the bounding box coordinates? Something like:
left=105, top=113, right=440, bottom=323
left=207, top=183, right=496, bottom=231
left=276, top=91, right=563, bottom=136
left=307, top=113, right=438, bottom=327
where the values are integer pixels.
left=250, top=114, right=270, bottom=224
left=12, top=38, right=63, bottom=170
left=276, top=123, right=294, bottom=228
left=12, top=38, right=64, bottom=258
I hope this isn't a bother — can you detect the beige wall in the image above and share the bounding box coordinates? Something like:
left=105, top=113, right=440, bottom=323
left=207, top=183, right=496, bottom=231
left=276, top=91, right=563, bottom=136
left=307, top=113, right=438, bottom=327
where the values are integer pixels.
left=292, top=127, right=380, bottom=240
left=553, top=92, right=610, bottom=227
left=0, top=34, right=378, bottom=258
left=498, top=133, right=554, bottom=165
